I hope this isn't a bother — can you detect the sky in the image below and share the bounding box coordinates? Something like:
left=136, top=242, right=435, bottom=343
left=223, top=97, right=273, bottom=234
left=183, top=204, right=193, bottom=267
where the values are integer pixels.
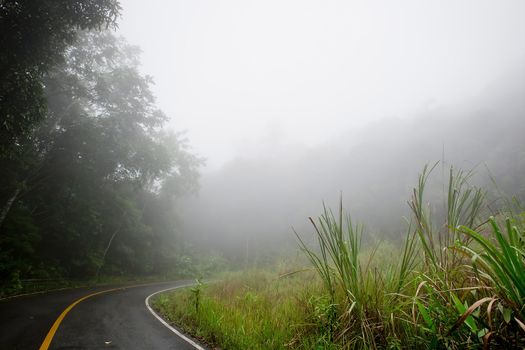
left=117, top=0, right=525, bottom=169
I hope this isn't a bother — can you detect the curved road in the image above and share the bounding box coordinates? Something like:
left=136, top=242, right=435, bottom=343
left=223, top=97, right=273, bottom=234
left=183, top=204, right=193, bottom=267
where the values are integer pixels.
left=0, top=281, right=206, bottom=350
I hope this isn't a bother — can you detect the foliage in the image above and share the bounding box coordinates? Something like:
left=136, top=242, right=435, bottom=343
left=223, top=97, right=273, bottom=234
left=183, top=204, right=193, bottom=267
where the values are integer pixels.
left=0, top=30, right=203, bottom=291
left=152, top=270, right=327, bottom=350
left=295, top=202, right=386, bottom=347
left=409, top=164, right=485, bottom=271
left=156, top=165, right=525, bottom=349
left=0, top=0, right=121, bottom=156
left=190, top=278, right=203, bottom=313
left=457, top=217, right=525, bottom=343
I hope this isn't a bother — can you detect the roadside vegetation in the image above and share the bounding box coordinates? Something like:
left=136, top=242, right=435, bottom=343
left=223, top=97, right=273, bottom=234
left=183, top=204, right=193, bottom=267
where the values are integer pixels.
left=0, top=2, right=205, bottom=297
left=153, top=165, right=525, bottom=349
left=0, top=251, right=226, bottom=299
left=154, top=270, right=328, bottom=349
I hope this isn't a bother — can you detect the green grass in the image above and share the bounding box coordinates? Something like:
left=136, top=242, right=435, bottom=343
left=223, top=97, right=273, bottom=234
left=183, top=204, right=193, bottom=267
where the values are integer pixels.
left=152, top=270, right=334, bottom=349
left=153, top=165, right=525, bottom=349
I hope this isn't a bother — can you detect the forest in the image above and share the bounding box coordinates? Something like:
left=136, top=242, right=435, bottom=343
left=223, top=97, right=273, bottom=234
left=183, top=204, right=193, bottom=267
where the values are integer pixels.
left=0, top=0, right=203, bottom=295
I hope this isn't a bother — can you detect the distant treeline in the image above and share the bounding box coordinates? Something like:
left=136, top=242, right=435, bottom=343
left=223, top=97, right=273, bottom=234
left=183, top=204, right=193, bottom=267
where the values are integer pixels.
left=178, top=66, right=525, bottom=260
left=0, top=0, right=202, bottom=292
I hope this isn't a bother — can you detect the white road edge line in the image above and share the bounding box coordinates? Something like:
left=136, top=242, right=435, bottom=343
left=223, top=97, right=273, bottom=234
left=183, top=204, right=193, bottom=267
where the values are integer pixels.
left=145, top=284, right=206, bottom=350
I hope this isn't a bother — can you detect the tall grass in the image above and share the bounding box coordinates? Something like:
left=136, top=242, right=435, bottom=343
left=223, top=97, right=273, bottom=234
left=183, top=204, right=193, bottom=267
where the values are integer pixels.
left=408, top=163, right=485, bottom=272
left=295, top=201, right=382, bottom=347
left=153, top=164, right=525, bottom=349
left=152, top=270, right=328, bottom=349
left=296, top=164, right=524, bottom=348
left=295, top=198, right=423, bottom=348
left=458, top=218, right=525, bottom=337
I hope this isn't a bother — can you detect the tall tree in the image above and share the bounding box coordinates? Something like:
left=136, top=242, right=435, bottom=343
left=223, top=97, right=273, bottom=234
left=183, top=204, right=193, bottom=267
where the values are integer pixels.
left=0, top=0, right=120, bottom=157
left=1, top=31, right=202, bottom=284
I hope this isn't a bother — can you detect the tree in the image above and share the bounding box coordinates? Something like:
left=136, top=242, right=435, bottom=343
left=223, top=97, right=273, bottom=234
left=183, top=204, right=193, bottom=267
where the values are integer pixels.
left=0, top=0, right=121, bottom=157
left=0, top=31, right=202, bottom=285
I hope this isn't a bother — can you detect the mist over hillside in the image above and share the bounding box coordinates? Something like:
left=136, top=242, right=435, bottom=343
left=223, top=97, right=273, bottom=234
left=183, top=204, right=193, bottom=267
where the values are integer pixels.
left=177, top=65, right=525, bottom=260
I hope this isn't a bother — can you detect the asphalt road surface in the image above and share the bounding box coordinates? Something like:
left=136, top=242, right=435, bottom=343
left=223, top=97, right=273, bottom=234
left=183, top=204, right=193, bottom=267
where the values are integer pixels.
left=0, top=281, right=205, bottom=350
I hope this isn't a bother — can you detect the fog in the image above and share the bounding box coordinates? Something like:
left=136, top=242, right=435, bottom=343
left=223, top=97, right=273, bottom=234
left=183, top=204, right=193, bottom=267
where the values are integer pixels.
left=174, top=70, right=525, bottom=259
left=117, top=1, right=525, bottom=259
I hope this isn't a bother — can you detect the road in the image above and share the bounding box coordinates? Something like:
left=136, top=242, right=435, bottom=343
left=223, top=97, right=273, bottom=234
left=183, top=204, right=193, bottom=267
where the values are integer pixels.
left=0, top=281, right=206, bottom=350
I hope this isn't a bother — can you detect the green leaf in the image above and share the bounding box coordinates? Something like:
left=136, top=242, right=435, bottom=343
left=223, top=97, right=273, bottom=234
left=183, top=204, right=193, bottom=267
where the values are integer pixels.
left=503, top=308, right=512, bottom=324
left=417, top=301, right=435, bottom=331
left=477, top=328, right=488, bottom=338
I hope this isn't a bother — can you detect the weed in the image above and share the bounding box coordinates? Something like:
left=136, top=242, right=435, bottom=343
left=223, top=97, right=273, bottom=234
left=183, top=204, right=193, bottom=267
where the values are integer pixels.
left=190, top=277, right=203, bottom=313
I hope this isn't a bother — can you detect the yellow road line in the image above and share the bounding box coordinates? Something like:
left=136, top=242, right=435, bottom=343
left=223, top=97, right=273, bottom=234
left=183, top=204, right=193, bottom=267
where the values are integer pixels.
left=38, top=287, right=123, bottom=350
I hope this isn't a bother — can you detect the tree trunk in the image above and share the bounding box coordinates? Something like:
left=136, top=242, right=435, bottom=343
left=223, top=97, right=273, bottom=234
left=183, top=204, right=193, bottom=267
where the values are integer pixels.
left=95, top=220, right=123, bottom=279
left=0, top=102, right=77, bottom=230
left=0, top=187, right=21, bottom=229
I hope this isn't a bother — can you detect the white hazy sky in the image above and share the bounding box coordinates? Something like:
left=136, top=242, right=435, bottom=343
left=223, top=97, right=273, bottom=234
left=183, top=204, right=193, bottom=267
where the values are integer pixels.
left=117, top=1, right=525, bottom=168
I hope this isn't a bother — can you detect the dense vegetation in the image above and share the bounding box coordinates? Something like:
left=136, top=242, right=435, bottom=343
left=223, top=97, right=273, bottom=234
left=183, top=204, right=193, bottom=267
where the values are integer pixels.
left=0, top=1, right=203, bottom=296
left=153, top=166, right=525, bottom=349
left=2, top=3, right=524, bottom=348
